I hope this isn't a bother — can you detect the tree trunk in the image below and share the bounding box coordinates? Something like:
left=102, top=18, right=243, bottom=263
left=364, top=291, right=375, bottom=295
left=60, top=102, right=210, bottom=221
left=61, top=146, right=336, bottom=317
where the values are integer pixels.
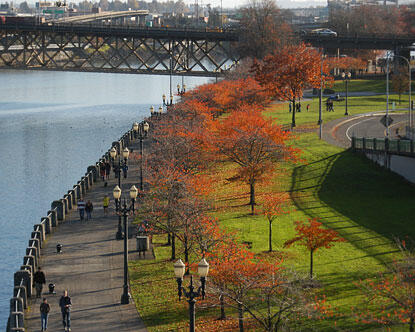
left=410, top=316, right=414, bottom=332
left=219, top=294, right=226, bottom=320
left=238, top=303, right=244, bottom=332
left=249, top=181, right=255, bottom=215
left=167, top=233, right=171, bottom=245
left=310, top=249, right=314, bottom=279
left=291, top=98, right=296, bottom=128
left=171, top=233, right=176, bottom=261
left=268, top=220, right=273, bottom=252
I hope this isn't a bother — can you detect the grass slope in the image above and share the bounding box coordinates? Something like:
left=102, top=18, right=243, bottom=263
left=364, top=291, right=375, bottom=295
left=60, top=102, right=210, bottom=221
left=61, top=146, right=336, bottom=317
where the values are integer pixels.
left=130, top=94, right=415, bottom=331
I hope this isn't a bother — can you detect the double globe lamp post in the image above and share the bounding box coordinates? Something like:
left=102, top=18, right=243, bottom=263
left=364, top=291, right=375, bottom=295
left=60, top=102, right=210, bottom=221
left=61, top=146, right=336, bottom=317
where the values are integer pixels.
left=132, top=121, right=150, bottom=191
left=110, top=146, right=130, bottom=190
left=113, top=185, right=139, bottom=304
left=173, top=258, right=209, bottom=332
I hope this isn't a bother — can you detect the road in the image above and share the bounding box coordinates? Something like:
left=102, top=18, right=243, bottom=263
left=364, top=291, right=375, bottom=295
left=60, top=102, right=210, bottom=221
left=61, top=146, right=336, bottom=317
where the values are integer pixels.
left=325, top=111, right=410, bottom=148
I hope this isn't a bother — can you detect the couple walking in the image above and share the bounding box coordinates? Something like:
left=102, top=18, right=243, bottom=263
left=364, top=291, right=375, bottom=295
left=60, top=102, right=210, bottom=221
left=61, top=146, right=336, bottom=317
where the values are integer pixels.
left=39, top=290, right=72, bottom=331
left=77, top=199, right=94, bottom=221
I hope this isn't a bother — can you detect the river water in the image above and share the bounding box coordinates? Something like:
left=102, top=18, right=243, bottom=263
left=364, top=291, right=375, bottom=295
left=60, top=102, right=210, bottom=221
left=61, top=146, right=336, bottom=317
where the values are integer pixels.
left=0, top=69, right=210, bottom=326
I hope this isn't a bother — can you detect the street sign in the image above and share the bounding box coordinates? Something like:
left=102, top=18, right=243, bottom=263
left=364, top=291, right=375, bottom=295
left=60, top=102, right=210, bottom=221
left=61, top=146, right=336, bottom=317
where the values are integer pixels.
left=380, top=115, right=394, bottom=127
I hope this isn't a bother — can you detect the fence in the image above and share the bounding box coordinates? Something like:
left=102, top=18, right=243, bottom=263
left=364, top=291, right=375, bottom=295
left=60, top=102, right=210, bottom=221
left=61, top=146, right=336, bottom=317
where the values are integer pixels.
left=7, top=127, right=136, bottom=331
left=351, top=137, right=415, bottom=155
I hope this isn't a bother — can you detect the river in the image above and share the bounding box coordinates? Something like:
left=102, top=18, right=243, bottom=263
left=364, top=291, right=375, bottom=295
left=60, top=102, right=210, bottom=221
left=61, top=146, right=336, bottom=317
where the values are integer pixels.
left=0, top=69, right=210, bottom=327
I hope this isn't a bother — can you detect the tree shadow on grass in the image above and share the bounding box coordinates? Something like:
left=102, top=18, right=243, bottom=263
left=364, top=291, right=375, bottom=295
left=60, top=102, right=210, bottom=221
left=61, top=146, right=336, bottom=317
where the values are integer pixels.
left=290, top=149, right=415, bottom=265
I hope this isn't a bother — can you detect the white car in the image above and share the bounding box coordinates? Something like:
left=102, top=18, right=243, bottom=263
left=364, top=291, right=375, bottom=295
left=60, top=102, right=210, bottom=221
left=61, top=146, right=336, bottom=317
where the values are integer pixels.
left=311, top=29, right=338, bottom=37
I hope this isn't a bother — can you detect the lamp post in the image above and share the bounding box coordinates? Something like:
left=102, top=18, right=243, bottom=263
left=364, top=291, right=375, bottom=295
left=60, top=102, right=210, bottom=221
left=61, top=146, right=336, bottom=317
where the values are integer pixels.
left=150, top=105, right=155, bottom=118
left=132, top=122, right=139, bottom=139
left=177, top=83, right=186, bottom=96
left=386, top=51, right=392, bottom=138
left=114, top=187, right=138, bottom=304
left=139, top=121, right=150, bottom=191
left=110, top=146, right=130, bottom=188
left=341, top=71, right=351, bottom=116
left=318, top=53, right=324, bottom=140
left=130, top=185, right=138, bottom=212
left=392, top=54, right=412, bottom=139
left=163, top=93, right=174, bottom=108
left=174, top=258, right=209, bottom=332
left=113, top=185, right=123, bottom=239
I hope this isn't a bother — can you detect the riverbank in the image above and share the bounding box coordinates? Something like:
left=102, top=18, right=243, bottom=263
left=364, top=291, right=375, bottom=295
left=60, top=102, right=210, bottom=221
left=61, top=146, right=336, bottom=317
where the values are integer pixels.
left=7, top=127, right=152, bottom=331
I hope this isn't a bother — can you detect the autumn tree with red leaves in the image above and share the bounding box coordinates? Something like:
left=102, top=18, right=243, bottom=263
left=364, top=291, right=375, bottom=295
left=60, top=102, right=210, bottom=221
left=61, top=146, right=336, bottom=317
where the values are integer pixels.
left=356, top=240, right=415, bottom=332
left=260, top=192, right=291, bottom=252
left=284, top=218, right=345, bottom=279
left=253, top=43, right=331, bottom=128
left=204, top=106, right=298, bottom=214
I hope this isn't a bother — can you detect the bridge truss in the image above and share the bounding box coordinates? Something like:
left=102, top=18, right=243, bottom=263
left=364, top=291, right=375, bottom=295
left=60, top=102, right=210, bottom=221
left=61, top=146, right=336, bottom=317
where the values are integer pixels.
left=0, top=24, right=240, bottom=77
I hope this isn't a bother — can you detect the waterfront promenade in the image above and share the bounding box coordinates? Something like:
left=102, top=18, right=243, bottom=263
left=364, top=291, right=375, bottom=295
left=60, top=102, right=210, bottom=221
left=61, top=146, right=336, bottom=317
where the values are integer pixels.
left=25, top=139, right=149, bottom=332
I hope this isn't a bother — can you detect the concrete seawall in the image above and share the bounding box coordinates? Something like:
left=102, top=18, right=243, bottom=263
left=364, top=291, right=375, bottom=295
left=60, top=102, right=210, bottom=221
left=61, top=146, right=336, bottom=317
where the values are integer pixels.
left=6, top=126, right=138, bottom=332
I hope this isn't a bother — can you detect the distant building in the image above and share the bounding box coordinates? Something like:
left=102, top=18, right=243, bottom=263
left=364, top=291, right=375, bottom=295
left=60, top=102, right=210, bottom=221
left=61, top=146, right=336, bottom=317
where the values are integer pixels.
left=290, top=6, right=328, bottom=24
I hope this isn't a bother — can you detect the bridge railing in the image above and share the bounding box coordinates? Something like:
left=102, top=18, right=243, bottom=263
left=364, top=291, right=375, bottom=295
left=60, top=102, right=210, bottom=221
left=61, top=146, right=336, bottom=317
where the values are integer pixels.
left=351, top=136, right=415, bottom=155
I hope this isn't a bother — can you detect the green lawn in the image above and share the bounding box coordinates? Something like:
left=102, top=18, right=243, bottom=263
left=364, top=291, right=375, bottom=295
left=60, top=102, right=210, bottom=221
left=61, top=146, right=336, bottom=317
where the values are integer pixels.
left=273, top=93, right=411, bottom=128
left=332, top=79, right=415, bottom=94
left=129, top=87, right=415, bottom=331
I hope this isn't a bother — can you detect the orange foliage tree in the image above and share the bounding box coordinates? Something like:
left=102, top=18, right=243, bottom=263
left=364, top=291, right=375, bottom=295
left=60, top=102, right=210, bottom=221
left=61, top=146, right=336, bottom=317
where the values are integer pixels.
left=184, top=77, right=272, bottom=117
left=260, top=192, right=291, bottom=252
left=356, top=240, right=415, bottom=332
left=284, top=218, right=345, bottom=279
left=203, top=106, right=298, bottom=214
left=208, top=240, right=282, bottom=331
left=253, top=43, right=331, bottom=128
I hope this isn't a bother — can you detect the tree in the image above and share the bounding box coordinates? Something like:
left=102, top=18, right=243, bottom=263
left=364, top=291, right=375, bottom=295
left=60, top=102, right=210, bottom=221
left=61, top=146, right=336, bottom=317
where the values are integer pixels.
left=208, top=241, right=281, bottom=331
left=392, top=65, right=409, bottom=105
left=19, top=1, right=30, bottom=13
left=284, top=218, right=345, bottom=279
left=260, top=192, right=291, bottom=252
left=238, top=269, right=316, bottom=332
left=238, top=0, right=295, bottom=59
left=203, top=106, right=298, bottom=214
left=356, top=240, right=415, bottom=332
left=253, top=43, right=331, bottom=128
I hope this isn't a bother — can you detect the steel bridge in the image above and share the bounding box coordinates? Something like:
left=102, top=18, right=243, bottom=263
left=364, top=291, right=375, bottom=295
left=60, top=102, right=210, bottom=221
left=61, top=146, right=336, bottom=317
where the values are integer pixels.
left=301, top=34, right=415, bottom=51
left=0, top=23, right=240, bottom=77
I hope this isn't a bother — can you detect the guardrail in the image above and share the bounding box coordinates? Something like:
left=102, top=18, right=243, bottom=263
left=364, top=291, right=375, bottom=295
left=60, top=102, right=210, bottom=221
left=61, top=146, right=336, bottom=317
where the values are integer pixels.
left=6, top=127, right=136, bottom=331
left=351, top=136, right=415, bottom=156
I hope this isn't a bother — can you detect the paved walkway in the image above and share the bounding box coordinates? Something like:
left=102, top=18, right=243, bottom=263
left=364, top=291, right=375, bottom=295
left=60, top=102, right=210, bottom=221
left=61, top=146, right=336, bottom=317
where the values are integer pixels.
left=25, top=139, right=150, bottom=332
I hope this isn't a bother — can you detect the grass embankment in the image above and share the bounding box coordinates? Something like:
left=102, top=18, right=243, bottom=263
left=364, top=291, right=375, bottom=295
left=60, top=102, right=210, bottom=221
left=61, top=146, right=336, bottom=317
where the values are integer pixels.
left=130, top=90, right=415, bottom=331
left=332, top=79, right=415, bottom=94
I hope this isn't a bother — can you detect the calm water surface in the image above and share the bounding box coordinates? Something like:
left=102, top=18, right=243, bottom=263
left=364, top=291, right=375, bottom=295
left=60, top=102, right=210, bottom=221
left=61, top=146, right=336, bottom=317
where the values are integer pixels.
left=0, top=70, right=210, bottom=326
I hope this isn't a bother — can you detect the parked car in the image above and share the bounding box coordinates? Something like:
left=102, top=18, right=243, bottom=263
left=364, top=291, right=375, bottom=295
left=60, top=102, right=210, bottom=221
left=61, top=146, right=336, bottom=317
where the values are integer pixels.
left=311, top=29, right=338, bottom=37
left=327, top=94, right=345, bottom=102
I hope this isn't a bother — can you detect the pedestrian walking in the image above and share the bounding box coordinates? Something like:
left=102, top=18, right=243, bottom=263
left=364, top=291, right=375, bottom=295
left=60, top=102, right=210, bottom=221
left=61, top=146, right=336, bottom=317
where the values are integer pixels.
left=289, top=103, right=292, bottom=113
left=34, top=267, right=46, bottom=298
left=307, top=104, right=310, bottom=112
left=78, top=198, right=86, bottom=221
left=105, top=162, right=111, bottom=180
left=85, top=200, right=94, bottom=220
left=59, top=290, right=72, bottom=331
left=297, top=102, right=301, bottom=113
left=103, top=194, right=110, bottom=216
left=40, top=298, right=50, bottom=331
left=122, top=164, right=128, bottom=179
left=100, top=164, right=106, bottom=182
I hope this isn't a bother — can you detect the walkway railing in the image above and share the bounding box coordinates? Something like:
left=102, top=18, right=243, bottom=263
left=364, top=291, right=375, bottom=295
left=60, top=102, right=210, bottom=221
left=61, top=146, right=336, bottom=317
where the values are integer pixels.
left=7, top=127, right=136, bottom=331
left=351, top=136, right=415, bottom=156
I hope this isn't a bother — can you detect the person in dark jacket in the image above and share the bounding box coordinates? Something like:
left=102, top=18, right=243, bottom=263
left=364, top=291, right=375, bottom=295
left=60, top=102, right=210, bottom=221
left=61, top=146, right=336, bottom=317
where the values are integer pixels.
left=59, top=290, right=72, bottom=331
left=122, top=164, right=128, bottom=179
left=40, top=298, right=50, bottom=331
left=34, top=267, right=46, bottom=298
left=105, top=162, right=111, bottom=180
left=85, top=200, right=94, bottom=220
